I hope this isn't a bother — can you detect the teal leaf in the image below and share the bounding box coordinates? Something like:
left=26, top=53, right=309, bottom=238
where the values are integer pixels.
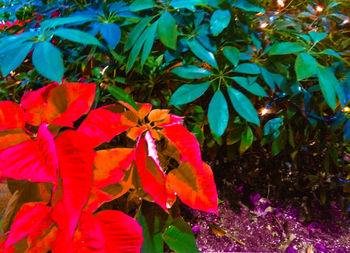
left=232, top=0, right=265, bottom=13
left=53, top=28, right=102, bottom=47
left=126, top=26, right=148, bottom=72
left=170, top=82, right=210, bottom=105
left=208, top=90, right=229, bottom=137
left=239, top=126, right=253, bottom=153
left=210, top=10, right=231, bottom=36
left=170, top=0, right=205, bottom=11
left=234, top=63, right=261, bottom=74
left=141, top=21, right=158, bottom=64
left=264, top=118, right=283, bottom=138
left=100, top=23, right=121, bottom=48
left=0, top=41, right=33, bottom=76
left=344, top=120, right=350, bottom=141
left=269, top=42, right=305, bottom=55
left=125, top=16, right=153, bottom=51
left=129, top=0, right=154, bottom=12
left=309, top=31, right=327, bottom=43
left=171, top=65, right=212, bottom=79
left=32, top=41, right=64, bottom=82
left=232, top=76, right=268, bottom=96
left=107, top=86, right=138, bottom=110
left=317, top=65, right=337, bottom=110
left=223, top=46, right=240, bottom=67
left=40, top=16, right=95, bottom=29
left=295, top=52, right=317, bottom=80
left=260, top=67, right=275, bottom=90
left=158, top=12, right=177, bottom=50
left=321, top=49, right=341, bottom=58
left=227, top=87, right=260, bottom=125
left=187, top=39, right=218, bottom=69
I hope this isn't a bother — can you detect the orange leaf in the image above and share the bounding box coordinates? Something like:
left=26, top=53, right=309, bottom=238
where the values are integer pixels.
left=147, top=109, right=170, bottom=123
left=0, top=101, right=25, bottom=131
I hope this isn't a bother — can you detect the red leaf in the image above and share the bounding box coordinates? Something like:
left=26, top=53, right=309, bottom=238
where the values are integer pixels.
left=0, top=124, right=58, bottom=182
left=0, top=129, right=31, bottom=151
left=4, top=202, right=51, bottom=250
left=95, top=210, right=143, bottom=253
left=51, top=130, right=95, bottom=240
left=27, top=215, right=56, bottom=252
left=135, top=135, right=169, bottom=211
left=85, top=188, right=113, bottom=214
left=166, top=162, right=218, bottom=214
left=155, top=114, right=183, bottom=127
left=0, top=101, right=25, bottom=131
left=93, top=148, right=134, bottom=189
left=78, top=108, right=129, bottom=147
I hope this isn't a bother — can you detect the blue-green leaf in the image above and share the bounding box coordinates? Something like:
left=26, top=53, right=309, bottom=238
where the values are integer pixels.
left=344, top=120, right=350, bottom=141
left=234, top=63, right=261, bottom=74
left=260, top=67, right=275, bottom=90
left=129, top=0, right=154, bottom=12
left=309, top=31, right=327, bottom=43
left=295, top=52, right=317, bottom=80
left=264, top=118, right=283, bottom=138
left=158, top=12, right=177, bottom=50
left=107, top=86, right=138, bottom=110
left=141, top=21, right=158, bottom=64
left=100, top=23, right=121, bottom=48
left=53, top=28, right=102, bottom=46
left=321, top=49, right=341, bottom=58
left=317, top=65, right=338, bottom=110
left=40, top=15, right=95, bottom=29
left=232, top=76, right=268, bottom=96
left=223, top=46, right=240, bottom=67
left=125, top=16, right=153, bottom=51
left=170, top=0, right=204, bottom=11
left=210, top=10, right=231, bottom=36
left=32, top=41, right=64, bottom=82
left=269, top=42, right=305, bottom=55
left=0, top=41, right=33, bottom=76
left=171, top=65, right=212, bottom=79
left=126, top=27, right=148, bottom=72
left=232, top=0, right=265, bottom=13
left=187, top=39, right=218, bottom=69
left=227, top=87, right=260, bottom=125
left=170, top=82, right=210, bottom=105
left=208, top=90, right=229, bottom=137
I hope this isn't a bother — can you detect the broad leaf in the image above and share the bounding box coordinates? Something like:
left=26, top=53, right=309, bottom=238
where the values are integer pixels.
left=264, top=118, right=283, bottom=138
left=295, top=52, right=317, bottom=80
left=171, top=65, right=212, bottom=79
left=317, top=65, right=337, bottom=110
left=309, top=31, right=327, bottom=43
left=0, top=101, right=25, bottom=131
left=223, top=46, right=240, bottom=67
left=100, top=23, right=121, bottom=48
left=210, top=10, right=231, bottom=36
left=269, top=42, right=305, bottom=56
left=239, top=126, right=253, bottom=153
left=107, top=86, right=138, bottom=110
left=170, top=82, right=210, bottom=106
left=170, top=0, right=205, bottom=11
left=53, top=28, right=102, bottom=47
left=232, top=0, right=265, bottom=13
left=208, top=90, right=229, bottom=137
left=234, top=63, right=261, bottom=74
left=40, top=15, right=95, bottom=29
left=187, top=39, right=218, bottom=69
left=32, top=41, right=64, bottom=83
left=232, top=76, right=267, bottom=96
left=227, top=87, right=260, bottom=125
left=158, top=12, right=177, bottom=50
left=129, top=0, right=155, bottom=12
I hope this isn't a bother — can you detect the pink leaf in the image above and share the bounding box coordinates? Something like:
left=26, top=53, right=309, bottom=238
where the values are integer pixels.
left=154, top=114, right=183, bottom=127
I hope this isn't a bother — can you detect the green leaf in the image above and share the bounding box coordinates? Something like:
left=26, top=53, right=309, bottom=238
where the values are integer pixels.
left=210, top=10, right=231, bottom=36
left=0, top=41, right=33, bottom=76
left=141, top=21, right=158, bottom=64
left=317, top=65, right=337, bottom=110
left=187, top=39, right=218, bottom=69
left=107, top=86, right=138, bottom=110
left=269, top=42, right=305, bottom=55
left=32, top=41, right=64, bottom=83
left=234, top=63, right=261, bottom=74
left=163, top=218, right=199, bottom=253
left=138, top=212, right=163, bottom=253
left=53, top=28, right=102, bottom=47
left=239, top=126, right=253, bottom=153
left=129, top=0, right=155, bottom=12
left=171, top=65, right=212, bottom=79
left=223, top=46, right=240, bottom=67
left=125, top=16, right=153, bottom=51
left=309, top=31, right=327, bottom=43
left=227, top=87, right=260, bottom=125
left=295, top=52, right=317, bottom=80
left=170, top=82, right=210, bottom=105
left=208, top=90, right=229, bottom=137
left=158, top=12, right=177, bottom=50
left=232, top=76, right=267, bottom=96
left=232, top=0, right=265, bottom=13
left=126, top=27, right=148, bottom=72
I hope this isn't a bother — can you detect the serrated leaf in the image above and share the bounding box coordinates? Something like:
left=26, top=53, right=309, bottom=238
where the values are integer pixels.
left=100, top=23, right=121, bottom=48
left=210, top=10, right=231, bottom=36
left=223, top=46, right=240, bottom=67
left=227, top=87, right=260, bottom=125
left=171, top=65, right=212, bottom=79
left=158, top=12, right=177, bottom=50
left=208, top=90, right=229, bottom=136
left=295, top=52, right=317, bottom=80
left=170, top=82, right=210, bottom=105
left=187, top=39, right=218, bottom=69
left=269, top=42, right=305, bottom=55
left=129, top=0, right=155, bottom=12
left=107, top=86, right=138, bottom=110
left=234, top=63, right=261, bottom=74
left=317, top=65, right=337, bottom=110
left=53, top=28, right=102, bottom=47
left=239, top=126, right=253, bottom=153
left=32, top=41, right=64, bottom=83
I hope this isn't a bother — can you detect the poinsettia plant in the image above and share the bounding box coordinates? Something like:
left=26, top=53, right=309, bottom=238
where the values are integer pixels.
left=0, top=81, right=217, bottom=252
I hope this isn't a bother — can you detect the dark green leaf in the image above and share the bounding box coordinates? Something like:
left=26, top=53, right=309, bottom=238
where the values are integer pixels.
left=32, top=41, right=64, bottom=82
left=232, top=76, right=267, bottom=96
left=170, top=82, right=210, bottom=105
left=125, top=16, right=153, bottom=51
left=100, top=23, right=121, bottom=48
left=210, top=10, right=231, bottom=36
left=107, top=86, right=138, bottom=110
left=317, top=65, right=337, bottom=110
left=295, top=52, right=317, bottom=80
left=187, top=39, right=218, bottom=69
left=138, top=212, right=163, bottom=253
left=223, top=46, right=240, bottom=67
left=171, top=65, right=212, bottom=79
left=227, top=87, right=260, bottom=125
left=158, top=12, right=177, bottom=50
left=269, top=42, right=305, bottom=55
left=129, top=0, right=155, bottom=12
left=344, top=120, right=350, bottom=141
left=53, top=28, right=102, bottom=47
left=239, top=126, right=253, bottom=153
left=234, top=63, right=261, bottom=74
left=208, top=90, right=229, bottom=137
